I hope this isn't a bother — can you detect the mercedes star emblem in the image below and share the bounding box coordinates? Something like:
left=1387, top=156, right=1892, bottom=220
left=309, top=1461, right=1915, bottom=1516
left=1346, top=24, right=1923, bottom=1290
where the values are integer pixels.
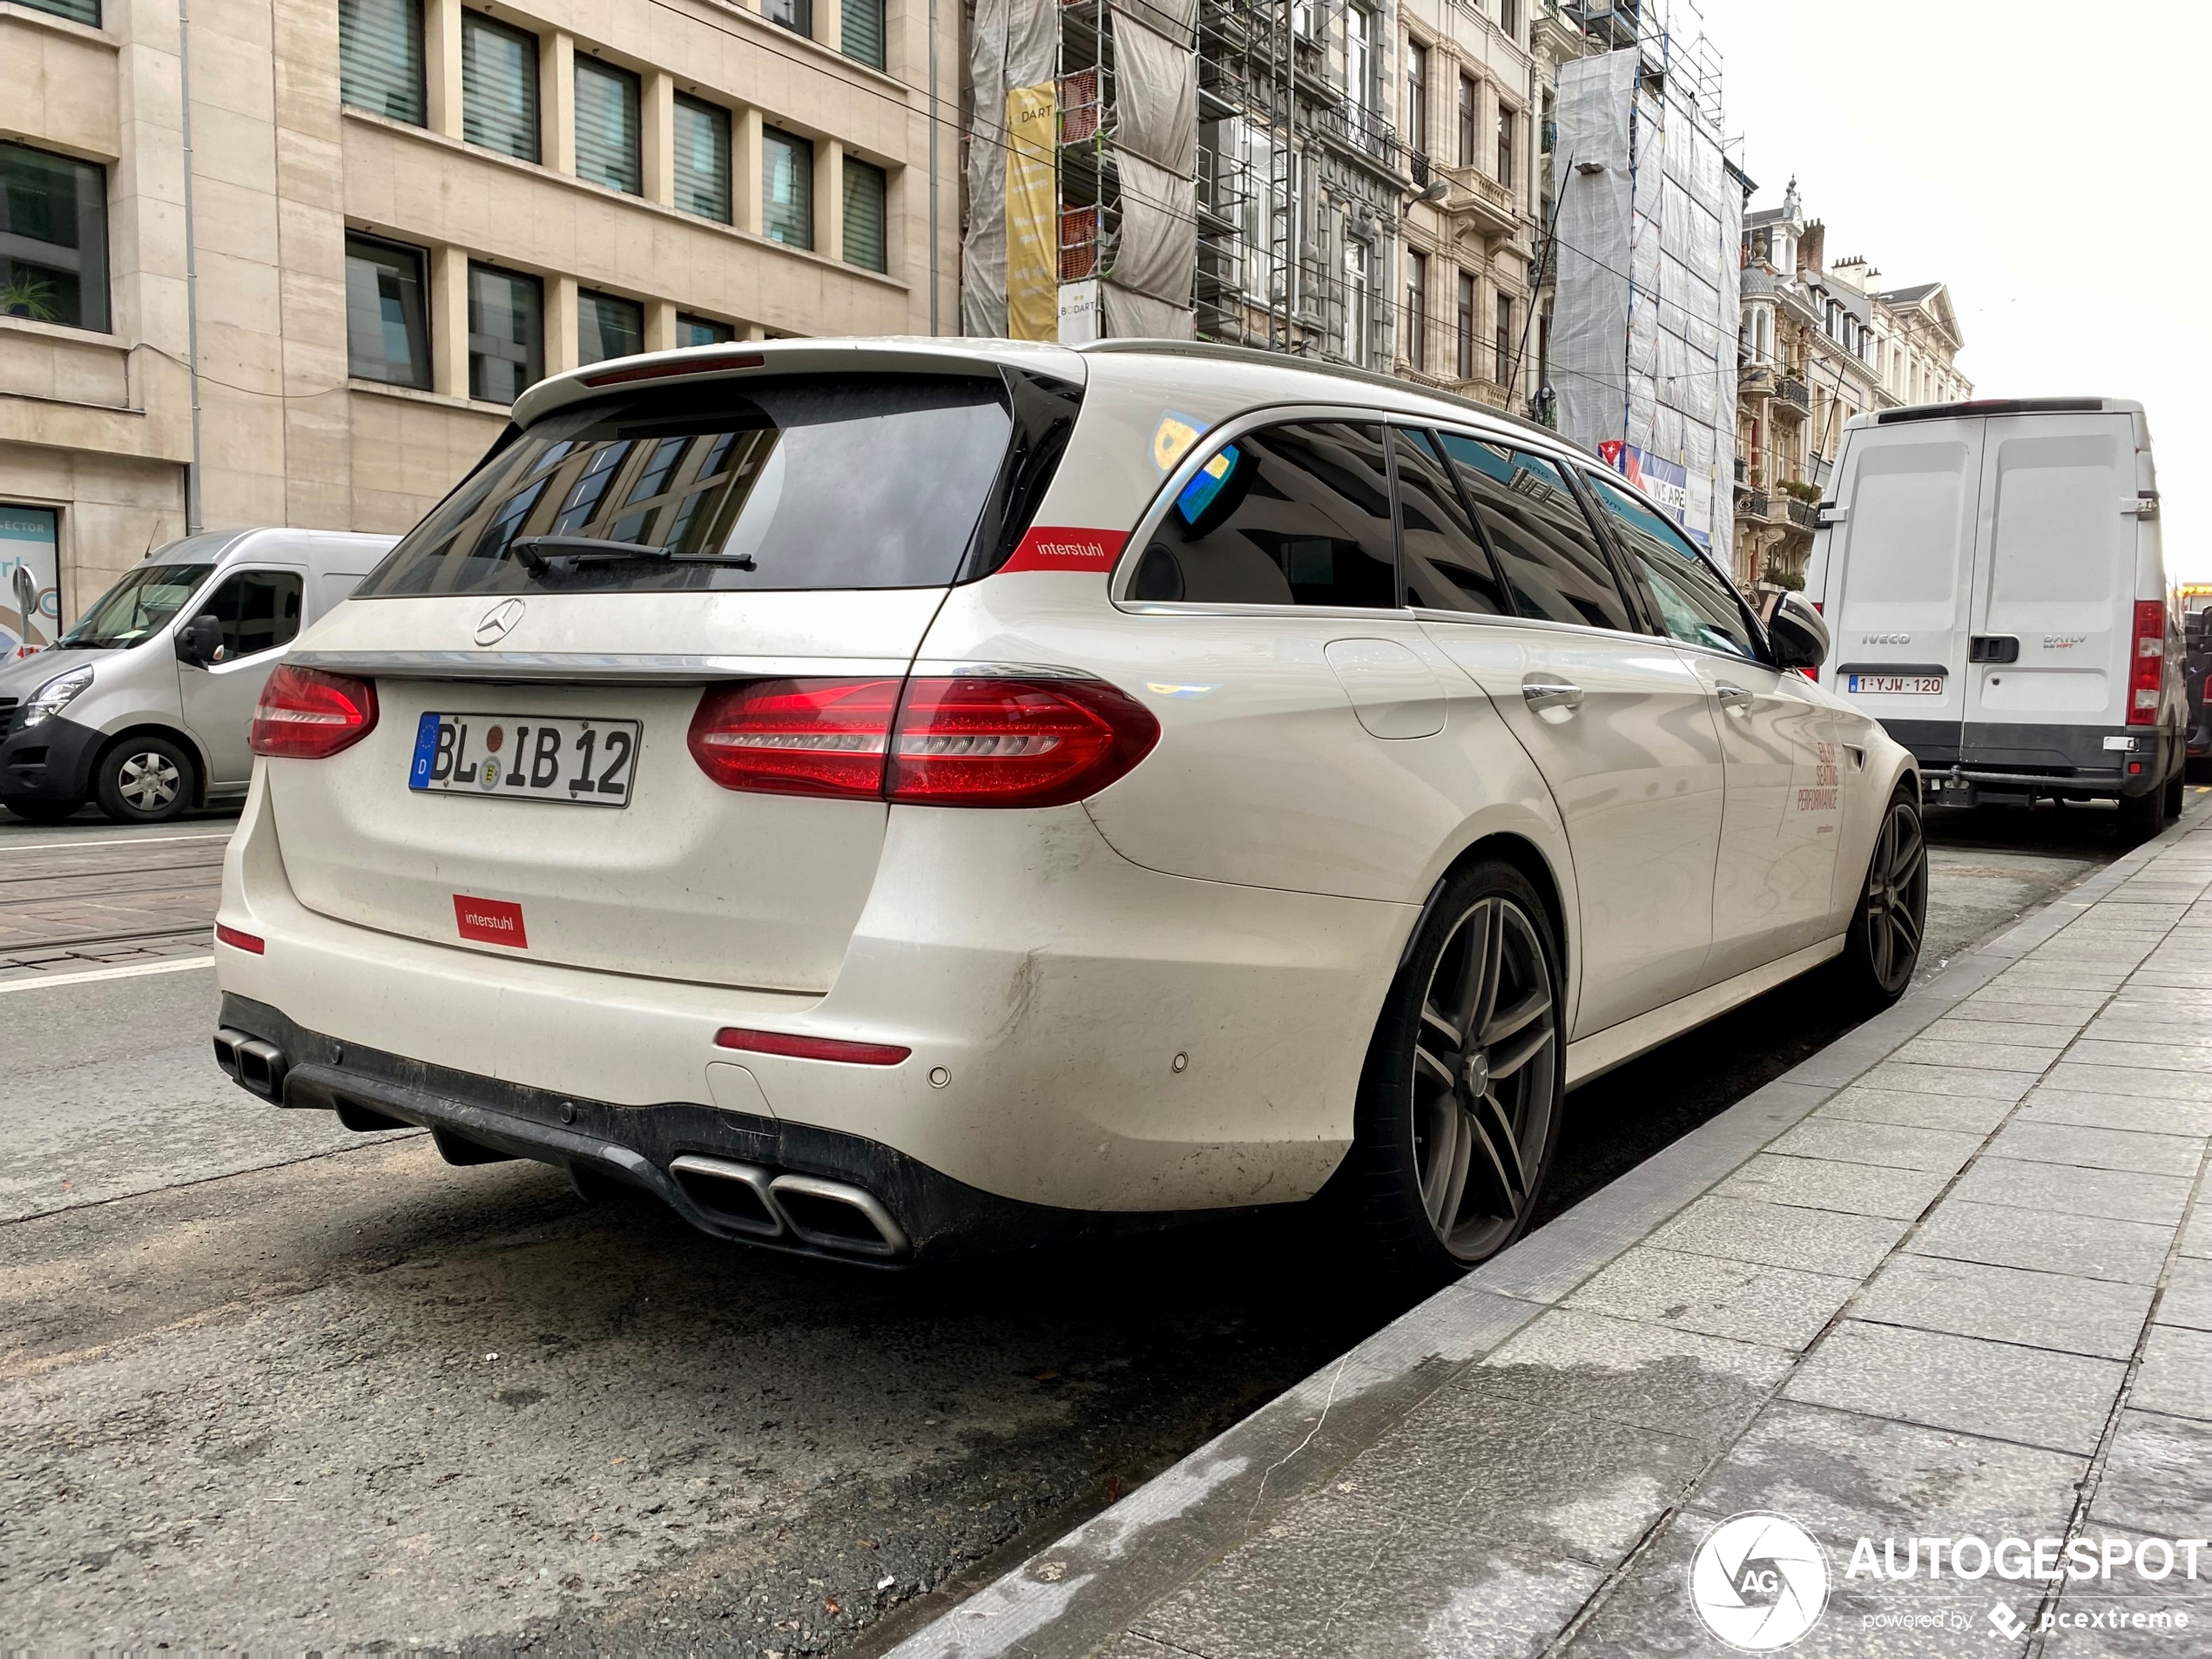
left=474, top=598, right=526, bottom=646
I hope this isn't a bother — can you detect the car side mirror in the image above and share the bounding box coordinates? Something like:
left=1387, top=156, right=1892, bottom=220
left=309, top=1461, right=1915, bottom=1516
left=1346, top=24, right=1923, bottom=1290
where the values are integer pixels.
left=1764, top=591, right=1829, bottom=671
left=175, top=613, right=222, bottom=667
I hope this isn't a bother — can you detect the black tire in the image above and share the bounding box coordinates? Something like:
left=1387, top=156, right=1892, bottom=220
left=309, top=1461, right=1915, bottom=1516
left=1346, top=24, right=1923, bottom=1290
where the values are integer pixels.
left=93, top=734, right=196, bottom=824
left=1340, top=859, right=1565, bottom=1281
left=2116, top=786, right=2163, bottom=846
left=4, top=799, right=82, bottom=824
left=2164, top=768, right=2185, bottom=821
left=1838, top=782, right=1928, bottom=1008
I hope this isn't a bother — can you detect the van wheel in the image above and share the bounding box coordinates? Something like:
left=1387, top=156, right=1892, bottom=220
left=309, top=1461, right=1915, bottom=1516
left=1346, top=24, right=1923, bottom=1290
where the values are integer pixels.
left=1341, top=860, right=1565, bottom=1281
left=94, top=736, right=196, bottom=824
left=2117, top=786, right=2163, bottom=845
left=1838, top=783, right=1928, bottom=1007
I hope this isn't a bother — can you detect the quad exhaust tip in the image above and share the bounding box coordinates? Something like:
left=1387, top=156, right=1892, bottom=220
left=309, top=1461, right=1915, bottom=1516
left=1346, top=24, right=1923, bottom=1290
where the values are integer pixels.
left=668, top=1154, right=910, bottom=1259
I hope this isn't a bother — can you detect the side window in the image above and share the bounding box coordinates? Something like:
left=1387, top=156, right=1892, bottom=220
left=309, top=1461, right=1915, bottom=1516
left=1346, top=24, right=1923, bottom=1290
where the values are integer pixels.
left=1584, top=473, right=1757, bottom=660
left=197, top=570, right=303, bottom=662
left=1133, top=420, right=1398, bottom=608
left=1436, top=434, right=1635, bottom=631
left=1392, top=428, right=1507, bottom=616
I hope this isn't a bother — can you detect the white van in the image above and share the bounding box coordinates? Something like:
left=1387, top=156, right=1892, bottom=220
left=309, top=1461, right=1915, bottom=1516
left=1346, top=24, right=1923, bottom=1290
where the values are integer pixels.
left=0, top=528, right=396, bottom=823
left=1804, top=397, right=2182, bottom=839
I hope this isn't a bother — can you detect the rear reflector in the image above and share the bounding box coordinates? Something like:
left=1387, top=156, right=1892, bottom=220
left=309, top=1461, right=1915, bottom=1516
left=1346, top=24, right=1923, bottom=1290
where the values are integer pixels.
left=580, top=353, right=765, bottom=388
left=2129, top=599, right=2167, bottom=726
left=215, top=923, right=266, bottom=954
left=688, top=675, right=1160, bottom=807
left=714, top=1027, right=911, bottom=1066
left=252, top=665, right=379, bottom=759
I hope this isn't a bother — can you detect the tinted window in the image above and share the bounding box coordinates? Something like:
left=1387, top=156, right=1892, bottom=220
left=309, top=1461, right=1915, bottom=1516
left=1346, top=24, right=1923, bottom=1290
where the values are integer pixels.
left=196, top=570, right=303, bottom=661
left=1585, top=472, right=1757, bottom=659
left=355, top=375, right=1017, bottom=597
left=1393, top=428, right=1505, bottom=615
left=1138, top=421, right=1396, bottom=608
left=1438, top=434, right=1634, bottom=631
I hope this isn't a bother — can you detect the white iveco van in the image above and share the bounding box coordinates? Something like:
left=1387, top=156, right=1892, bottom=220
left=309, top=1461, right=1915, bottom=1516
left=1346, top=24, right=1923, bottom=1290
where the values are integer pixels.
left=0, top=529, right=395, bottom=823
left=1804, top=398, right=2182, bottom=840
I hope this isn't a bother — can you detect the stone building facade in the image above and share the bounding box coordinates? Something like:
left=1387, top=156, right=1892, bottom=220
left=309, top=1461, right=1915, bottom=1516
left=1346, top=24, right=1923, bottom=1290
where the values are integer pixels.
left=0, top=0, right=951, bottom=637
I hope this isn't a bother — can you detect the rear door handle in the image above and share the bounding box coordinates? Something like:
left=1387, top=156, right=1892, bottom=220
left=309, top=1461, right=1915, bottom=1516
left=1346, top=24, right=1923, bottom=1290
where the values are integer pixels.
left=1715, top=682, right=1755, bottom=711
left=1521, top=678, right=1584, bottom=713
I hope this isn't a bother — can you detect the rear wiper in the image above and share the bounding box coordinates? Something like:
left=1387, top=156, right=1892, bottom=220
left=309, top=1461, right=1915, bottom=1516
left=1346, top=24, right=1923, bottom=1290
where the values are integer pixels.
left=509, top=536, right=755, bottom=571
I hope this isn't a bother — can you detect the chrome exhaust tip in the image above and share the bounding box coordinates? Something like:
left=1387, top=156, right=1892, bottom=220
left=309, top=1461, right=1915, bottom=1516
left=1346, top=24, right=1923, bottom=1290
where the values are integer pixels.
left=670, top=1154, right=784, bottom=1238
left=231, top=1035, right=287, bottom=1100
left=769, top=1173, right=910, bottom=1259
left=212, top=1028, right=247, bottom=1079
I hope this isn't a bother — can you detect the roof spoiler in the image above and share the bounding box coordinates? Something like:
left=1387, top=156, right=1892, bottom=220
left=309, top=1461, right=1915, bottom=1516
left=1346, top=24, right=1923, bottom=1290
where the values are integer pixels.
left=1876, top=397, right=2107, bottom=425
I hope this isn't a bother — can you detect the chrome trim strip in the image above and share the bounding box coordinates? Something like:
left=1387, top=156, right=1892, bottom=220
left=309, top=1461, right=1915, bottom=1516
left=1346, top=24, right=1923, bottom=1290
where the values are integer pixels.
left=286, top=651, right=914, bottom=682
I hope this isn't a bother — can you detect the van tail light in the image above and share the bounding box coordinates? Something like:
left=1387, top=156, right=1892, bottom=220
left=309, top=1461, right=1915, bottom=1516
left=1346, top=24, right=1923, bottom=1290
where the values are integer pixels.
left=2128, top=600, right=2167, bottom=726
left=688, top=675, right=1160, bottom=807
left=688, top=678, right=902, bottom=799
left=251, top=665, right=379, bottom=759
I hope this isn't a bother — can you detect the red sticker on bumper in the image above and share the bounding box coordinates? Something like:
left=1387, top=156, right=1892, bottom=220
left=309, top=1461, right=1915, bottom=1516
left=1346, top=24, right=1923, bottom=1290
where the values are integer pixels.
left=998, top=526, right=1129, bottom=575
left=454, top=894, right=528, bottom=948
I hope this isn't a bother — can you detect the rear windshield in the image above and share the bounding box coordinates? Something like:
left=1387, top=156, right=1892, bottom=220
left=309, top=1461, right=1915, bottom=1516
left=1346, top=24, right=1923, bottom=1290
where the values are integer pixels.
left=354, top=374, right=1017, bottom=597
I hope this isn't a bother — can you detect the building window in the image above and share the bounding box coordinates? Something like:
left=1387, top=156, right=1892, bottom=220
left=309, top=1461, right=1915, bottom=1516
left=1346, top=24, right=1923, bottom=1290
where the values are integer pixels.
left=1457, top=76, right=1478, bottom=169
left=462, top=10, right=538, bottom=162
left=673, top=95, right=732, bottom=223
left=18, top=0, right=101, bottom=24
left=1343, top=238, right=1370, bottom=368
left=843, top=157, right=888, bottom=273
left=678, top=314, right=735, bottom=346
left=578, top=288, right=643, bottom=364
left=1405, top=249, right=1426, bottom=373
left=1405, top=41, right=1428, bottom=160
left=1456, top=271, right=1474, bottom=381
left=341, top=0, right=424, bottom=124
left=575, top=57, right=642, bottom=194
left=468, top=262, right=542, bottom=403
left=842, top=0, right=886, bottom=70
left=0, top=142, right=110, bottom=333
left=1499, top=0, right=1518, bottom=36
left=1345, top=6, right=1373, bottom=111
left=1495, top=293, right=1513, bottom=386
left=762, top=0, right=813, bottom=37
left=342, top=233, right=429, bottom=388
left=1496, top=104, right=1514, bottom=187
left=762, top=126, right=814, bottom=249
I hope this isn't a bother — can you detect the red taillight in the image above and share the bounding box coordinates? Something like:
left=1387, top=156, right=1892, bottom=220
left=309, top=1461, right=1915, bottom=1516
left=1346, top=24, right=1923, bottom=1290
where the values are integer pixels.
left=714, top=1027, right=910, bottom=1065
left=688, top=675, right=1160, bottom=807
left=2128, top=599, right=2168, bottom=726
left=687, top=678, right=902, bottom=799
left=251, top=665, right=379, bottom=759
left=215, top=923, right=265, bottom=954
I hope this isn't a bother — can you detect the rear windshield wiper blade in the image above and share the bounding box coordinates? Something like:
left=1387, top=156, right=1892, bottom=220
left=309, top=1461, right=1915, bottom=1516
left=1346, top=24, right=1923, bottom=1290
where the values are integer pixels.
left=508, top=536, right=754, bottom=571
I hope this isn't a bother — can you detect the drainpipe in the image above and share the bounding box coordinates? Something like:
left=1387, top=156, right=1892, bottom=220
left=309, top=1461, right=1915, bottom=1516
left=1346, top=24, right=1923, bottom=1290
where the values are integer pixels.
left=927, top=0, right=940, bottom=334
left=177, top=0, right=206, bottom=533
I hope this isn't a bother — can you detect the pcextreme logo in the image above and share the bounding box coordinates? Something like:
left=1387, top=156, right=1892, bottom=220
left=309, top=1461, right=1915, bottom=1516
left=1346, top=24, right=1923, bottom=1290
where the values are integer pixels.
left=1689, top=1512, right=1831, bottom=1650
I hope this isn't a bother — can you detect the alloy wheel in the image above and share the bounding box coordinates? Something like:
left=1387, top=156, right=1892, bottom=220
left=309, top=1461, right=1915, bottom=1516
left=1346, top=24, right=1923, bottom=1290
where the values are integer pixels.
left=1410, top=894, right=1559, bottom=1261
left=1862, top=798, right=1927, bottom=994
left=117, top=751, right=181, bottom=812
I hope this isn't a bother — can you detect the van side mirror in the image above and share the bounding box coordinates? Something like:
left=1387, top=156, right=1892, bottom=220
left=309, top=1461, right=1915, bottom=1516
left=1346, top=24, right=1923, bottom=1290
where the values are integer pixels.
left=1764, top=591, right=1829, bottom=671
left=175, top=613, right=222, bottom=667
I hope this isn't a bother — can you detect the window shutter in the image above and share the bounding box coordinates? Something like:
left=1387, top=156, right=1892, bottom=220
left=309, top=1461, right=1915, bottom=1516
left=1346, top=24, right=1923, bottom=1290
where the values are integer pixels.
left=341, top=0, right=426, bottom=125
left=462, top=11, right=539, bottom=161
left=673, top=97, right=732, bottom=223
left=842, top=158, right=887, bottom=273
left=841, top=0, right=886, bottom=71
left=575, top=57, right=643, bottom=194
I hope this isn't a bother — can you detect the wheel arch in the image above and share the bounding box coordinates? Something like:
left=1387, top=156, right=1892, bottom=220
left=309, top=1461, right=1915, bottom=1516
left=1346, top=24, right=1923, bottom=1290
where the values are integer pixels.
left=91, top=722, right=211, bottom=806
left=1399, top=830, right=1573, bottom=1010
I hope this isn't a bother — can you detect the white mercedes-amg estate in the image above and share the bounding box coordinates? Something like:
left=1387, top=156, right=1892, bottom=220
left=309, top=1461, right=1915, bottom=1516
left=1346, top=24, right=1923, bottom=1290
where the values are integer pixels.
left=211, top=339, right=1925, bottom=1275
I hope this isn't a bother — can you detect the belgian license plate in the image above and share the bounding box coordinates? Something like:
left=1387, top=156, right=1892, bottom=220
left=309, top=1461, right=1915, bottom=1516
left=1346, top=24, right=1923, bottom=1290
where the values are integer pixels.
left=408, top=712, right=640, bottom=806
left=1846, top=674, right=1945, bottom=695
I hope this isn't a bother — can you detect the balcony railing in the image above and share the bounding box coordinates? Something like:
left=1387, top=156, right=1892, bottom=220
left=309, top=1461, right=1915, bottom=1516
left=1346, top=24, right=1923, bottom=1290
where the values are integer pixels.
left=1440, top=164, right=1517, bottom=236
left=1743, top=489, right=1770, bottom=520
left=1777, top=375, right=1810, bottom=413
left=1786, top=497, right=1819, bottom=530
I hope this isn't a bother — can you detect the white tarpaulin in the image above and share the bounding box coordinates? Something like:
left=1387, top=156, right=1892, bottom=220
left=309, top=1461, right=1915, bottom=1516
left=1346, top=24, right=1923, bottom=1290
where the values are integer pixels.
left=1101, top=280, right=1196, bottom=338
left=1106, top=148, right=1195, bottom=307
left=961, top=0, right=1056, bottom=337
left=1108, top=7, right=1197, bottom=176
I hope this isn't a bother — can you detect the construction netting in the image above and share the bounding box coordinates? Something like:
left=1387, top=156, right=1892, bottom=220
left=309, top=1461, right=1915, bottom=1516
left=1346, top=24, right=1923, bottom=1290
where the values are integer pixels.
left=1551, top=49, right=1739, bottom=561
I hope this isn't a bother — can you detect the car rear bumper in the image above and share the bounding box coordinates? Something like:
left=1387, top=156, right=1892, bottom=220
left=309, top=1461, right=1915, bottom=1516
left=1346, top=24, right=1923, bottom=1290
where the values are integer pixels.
left=0, top=714, right=102, bottom=806
left=1878, top=718, right=2175, bottom=800
left=212, top=769, right=1406, bottom=1221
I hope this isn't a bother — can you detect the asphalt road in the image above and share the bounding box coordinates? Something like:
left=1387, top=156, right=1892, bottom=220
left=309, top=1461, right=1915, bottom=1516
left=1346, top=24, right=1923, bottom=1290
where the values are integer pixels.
left=0, top=794, right=2163, bottom=1652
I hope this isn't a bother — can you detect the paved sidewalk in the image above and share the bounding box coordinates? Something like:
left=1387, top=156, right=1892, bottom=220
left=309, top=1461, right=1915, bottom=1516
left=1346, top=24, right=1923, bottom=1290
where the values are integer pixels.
left=894, top=812, right=2212, bottom=1659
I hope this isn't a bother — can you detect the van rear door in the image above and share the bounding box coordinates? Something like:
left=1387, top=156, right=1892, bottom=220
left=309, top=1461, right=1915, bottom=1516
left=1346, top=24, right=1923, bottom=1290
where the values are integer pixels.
left=1824, top=418, right=1982, bottom=765
left=1962, top=409, right=2139, bottom=769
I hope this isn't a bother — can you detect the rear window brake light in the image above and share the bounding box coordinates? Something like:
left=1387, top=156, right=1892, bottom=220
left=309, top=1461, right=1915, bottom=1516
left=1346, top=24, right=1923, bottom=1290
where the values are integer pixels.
left=579, top=353, right=765, bottom=388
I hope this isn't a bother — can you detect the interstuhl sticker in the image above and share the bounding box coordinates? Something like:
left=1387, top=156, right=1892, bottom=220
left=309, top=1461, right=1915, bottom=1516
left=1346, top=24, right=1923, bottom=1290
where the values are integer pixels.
left=454, top=894, right=529, bottom=948
left=998, top=527, right=1130, bottom=575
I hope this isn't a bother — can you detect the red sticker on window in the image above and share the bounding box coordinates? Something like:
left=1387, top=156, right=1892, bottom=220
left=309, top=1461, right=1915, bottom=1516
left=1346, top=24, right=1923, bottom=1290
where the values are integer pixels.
left=454, top=894, right=528, bottom=948
left=998, top=527, right=1129, bottom=575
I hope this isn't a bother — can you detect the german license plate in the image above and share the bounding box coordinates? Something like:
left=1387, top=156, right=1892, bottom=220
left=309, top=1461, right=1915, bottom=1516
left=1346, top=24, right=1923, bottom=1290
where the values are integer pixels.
left=408, top=712, right=639, bottom=806
left=1846, top=674, right=1944, bottom=695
